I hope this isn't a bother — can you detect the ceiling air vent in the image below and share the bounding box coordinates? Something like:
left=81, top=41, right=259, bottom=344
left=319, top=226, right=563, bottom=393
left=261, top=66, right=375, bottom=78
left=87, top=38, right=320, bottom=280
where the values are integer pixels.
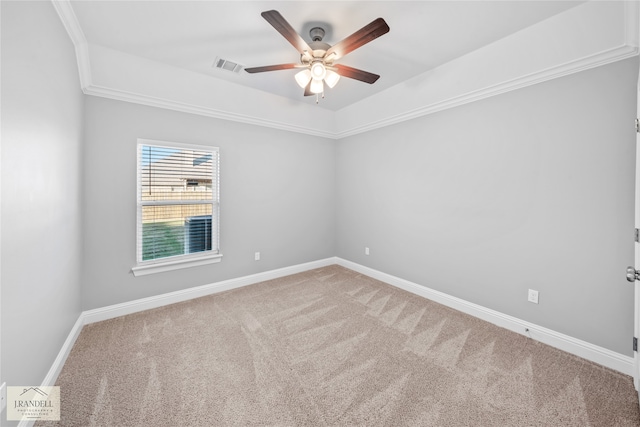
left=213, top=57, right=243, bottom=73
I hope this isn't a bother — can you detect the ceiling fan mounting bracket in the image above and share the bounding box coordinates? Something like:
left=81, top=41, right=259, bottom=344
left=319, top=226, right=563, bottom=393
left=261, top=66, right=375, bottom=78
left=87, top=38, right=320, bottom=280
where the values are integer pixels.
left=309, top=26, right=325, bottom=42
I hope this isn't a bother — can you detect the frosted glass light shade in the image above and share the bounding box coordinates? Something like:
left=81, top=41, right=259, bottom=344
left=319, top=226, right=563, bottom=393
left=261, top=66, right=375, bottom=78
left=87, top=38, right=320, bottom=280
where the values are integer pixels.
left=324, top=70, right=340, bottom=88
left=310, top=62, right=326, bottom=80
left=294, top=69, right=312, bottom=88
left=310, top=78, right=324, bottom=94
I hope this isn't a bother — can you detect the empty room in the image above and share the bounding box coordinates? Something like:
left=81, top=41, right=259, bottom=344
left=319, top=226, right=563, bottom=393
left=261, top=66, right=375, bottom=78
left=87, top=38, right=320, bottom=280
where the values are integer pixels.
left=3, top=0, right=640, bottom=425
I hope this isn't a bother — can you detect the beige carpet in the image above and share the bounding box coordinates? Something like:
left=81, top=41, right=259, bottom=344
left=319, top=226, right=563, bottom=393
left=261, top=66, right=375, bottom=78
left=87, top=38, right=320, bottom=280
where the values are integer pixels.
left=38, top=265, right=640, bottom=426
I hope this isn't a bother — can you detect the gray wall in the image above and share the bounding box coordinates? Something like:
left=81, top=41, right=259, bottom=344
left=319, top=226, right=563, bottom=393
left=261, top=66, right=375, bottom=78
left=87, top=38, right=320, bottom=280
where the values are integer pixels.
left=336, top=57, right=638, bottom=356
left=81, top=96, right=336, bottom=309
left=1, top=0, right=84, bottom=418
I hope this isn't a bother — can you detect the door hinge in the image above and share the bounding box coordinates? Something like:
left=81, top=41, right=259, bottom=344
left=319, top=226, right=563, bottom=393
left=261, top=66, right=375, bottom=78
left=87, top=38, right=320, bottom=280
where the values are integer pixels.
left=635, top=118, right=640, bottom=133
left=635, top=228, right=639, bottom=243
left=633, top=337, right=637, bottom=352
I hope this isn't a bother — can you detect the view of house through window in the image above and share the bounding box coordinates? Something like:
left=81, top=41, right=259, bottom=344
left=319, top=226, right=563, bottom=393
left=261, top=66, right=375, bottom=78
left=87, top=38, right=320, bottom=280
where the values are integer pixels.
left=137, top=141, right=219, bottom=264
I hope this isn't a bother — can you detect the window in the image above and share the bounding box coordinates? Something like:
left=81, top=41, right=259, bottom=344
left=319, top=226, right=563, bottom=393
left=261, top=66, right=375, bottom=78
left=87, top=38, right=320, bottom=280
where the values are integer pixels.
left=132, top=139, right=221, bottom=276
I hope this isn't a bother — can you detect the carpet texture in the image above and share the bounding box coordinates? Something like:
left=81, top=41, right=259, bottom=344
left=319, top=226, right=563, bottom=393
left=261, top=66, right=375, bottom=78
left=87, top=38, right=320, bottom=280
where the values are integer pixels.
left=38, top=265, right=640, bottom=426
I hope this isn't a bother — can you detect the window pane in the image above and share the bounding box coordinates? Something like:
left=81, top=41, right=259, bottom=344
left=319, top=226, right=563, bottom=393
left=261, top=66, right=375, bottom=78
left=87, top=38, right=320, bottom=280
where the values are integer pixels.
left=141, top=204, right=214, bottom=261
left=140, top=146, right=214, bottom=202
left=137, top=141, right=219, bottom=266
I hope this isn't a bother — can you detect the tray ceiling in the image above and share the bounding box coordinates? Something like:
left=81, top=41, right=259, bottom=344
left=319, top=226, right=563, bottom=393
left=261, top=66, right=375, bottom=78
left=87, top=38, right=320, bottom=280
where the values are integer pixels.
left=54, top=1, right=638, bottom=138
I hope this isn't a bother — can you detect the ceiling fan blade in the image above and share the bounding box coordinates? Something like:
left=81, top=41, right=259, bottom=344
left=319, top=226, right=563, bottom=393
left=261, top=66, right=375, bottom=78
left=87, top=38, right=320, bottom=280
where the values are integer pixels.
left=325, top=18, right=389, bottom=61
left=244, top=63, right=299, bottom=73
left=261, top=10, right=313, bottom=56
left=332, top=64, right=380, bottom=84
left=304, top=82, right=314, bottom=96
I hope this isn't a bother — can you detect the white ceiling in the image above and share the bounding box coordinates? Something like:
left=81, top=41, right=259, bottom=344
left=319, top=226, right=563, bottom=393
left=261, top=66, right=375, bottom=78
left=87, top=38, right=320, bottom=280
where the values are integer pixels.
left=69, top=1, right=585, bottom=112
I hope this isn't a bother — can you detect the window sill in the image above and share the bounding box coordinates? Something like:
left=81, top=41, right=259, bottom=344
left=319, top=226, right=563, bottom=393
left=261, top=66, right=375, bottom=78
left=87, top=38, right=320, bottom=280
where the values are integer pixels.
left=132, top=253, right=223, bottom=277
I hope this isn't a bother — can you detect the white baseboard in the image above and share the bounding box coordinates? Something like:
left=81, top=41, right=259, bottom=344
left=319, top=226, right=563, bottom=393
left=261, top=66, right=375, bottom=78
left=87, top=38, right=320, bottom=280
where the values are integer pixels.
left=335, top=257, right=635, bottom=377
left=36, top=255, right=634, bottom=421
left=82, top=258, right=337, bottom=325
left=16, top=315, right=85, bottom=427
left=23, top=258, right=337, bottom=427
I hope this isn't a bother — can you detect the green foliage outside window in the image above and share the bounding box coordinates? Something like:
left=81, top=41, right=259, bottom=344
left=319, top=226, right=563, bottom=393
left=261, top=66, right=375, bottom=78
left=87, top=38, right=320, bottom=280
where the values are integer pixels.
left=142, top=222, right=184, bottom=261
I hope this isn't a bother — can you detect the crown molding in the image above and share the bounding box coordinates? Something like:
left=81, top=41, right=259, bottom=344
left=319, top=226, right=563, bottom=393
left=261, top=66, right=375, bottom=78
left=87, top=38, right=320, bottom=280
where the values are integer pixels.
left=334, top=0, right=639, bottom=138
left=84, top=83, right=338, bottom=140
left=51, top=0, right=92, bottom=90
left=53, top=0, right=640, bottom=141
left=335, top=44, right=639, bottom=139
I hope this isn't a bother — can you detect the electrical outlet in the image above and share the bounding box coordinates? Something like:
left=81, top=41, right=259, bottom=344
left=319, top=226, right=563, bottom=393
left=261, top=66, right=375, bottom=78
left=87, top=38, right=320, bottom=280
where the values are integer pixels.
left=365, top=247, right=370, bottom=255
left=0, top=382, right=6, bottom=413
left=254, top=252, right=260, bottom=261
left=528, top=289, right=539, bottom=304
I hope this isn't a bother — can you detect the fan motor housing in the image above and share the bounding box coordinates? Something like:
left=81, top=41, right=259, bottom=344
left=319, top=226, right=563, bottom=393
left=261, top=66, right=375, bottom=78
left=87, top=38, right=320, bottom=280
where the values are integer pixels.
left=301, top=40, right=331, bottom=64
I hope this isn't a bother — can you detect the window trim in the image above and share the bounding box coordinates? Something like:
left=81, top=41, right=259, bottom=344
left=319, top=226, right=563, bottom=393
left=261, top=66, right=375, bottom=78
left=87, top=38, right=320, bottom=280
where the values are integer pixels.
left=132, top=138, right=221, bottom=277
left=131, top=252, right=222, bottom=277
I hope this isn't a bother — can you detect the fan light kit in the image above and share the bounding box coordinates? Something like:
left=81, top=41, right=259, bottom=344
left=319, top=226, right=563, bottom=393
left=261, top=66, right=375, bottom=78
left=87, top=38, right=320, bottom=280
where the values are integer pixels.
left=295, top=61, right=340, bottom=94
left=245, top=10, right=390, bottom=103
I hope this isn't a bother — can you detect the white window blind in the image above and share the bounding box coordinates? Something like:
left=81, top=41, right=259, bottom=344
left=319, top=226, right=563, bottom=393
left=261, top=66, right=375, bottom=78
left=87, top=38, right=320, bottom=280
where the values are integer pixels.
left=136, top=140, right=220, bottom=269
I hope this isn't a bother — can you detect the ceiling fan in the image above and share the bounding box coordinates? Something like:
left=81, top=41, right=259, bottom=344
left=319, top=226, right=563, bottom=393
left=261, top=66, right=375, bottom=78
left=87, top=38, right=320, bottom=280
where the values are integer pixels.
left=245, top=10, right=390, bottom=101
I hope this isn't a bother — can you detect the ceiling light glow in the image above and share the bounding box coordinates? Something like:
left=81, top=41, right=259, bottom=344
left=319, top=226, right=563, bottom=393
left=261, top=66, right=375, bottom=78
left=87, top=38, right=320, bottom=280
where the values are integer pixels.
left=294, top=69, right=312, bottom=88
left=310, top=78, right=324, bottom=94
left=310, top=62, right=326, bottom=81
left=324, top=69, right=340, bottom=89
